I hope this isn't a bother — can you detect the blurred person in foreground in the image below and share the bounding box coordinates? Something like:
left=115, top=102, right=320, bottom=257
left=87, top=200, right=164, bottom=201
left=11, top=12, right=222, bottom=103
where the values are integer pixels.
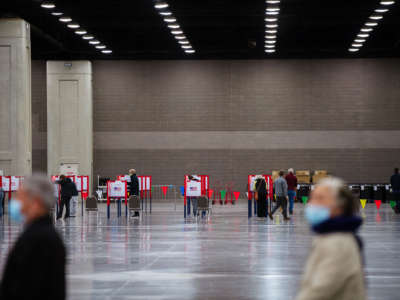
left=295, top=177, right=366, bottom=300
left=0, top=174, right=66, bottom=300
left=391, top=167, right=400, bottom=214
left=285, top=168, right=298, bottom=215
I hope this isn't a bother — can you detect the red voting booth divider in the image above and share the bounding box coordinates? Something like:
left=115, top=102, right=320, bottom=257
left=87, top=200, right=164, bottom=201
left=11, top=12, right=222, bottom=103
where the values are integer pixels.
left=248, top=175, right=273, bottom=218
left=107, top=180, right=128, bottom=219
left=117, top=175, right=152, bottom=214
left=184, top=175, right=209, bottom=218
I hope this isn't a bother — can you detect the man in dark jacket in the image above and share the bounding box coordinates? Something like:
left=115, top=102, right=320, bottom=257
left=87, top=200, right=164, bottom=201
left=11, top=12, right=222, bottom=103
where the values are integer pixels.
left=0, top=174, right=66, bottom=300
left=56, top=175, right=75, bottom=219
left=391, top=168, right=400, bottom=213
left=129, top=169, right=139, bottom=196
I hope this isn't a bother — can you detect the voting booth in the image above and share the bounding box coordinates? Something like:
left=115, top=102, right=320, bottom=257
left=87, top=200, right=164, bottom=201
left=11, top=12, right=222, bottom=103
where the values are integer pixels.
left=0, top=176, right=24, bottom=216
left=117, top=175, right=152, bottom=214
left=247, top=174, right=273, bottom=218
left=106, top=180, right=128, bottom=219
left=184, top=175, right=209, bottom=218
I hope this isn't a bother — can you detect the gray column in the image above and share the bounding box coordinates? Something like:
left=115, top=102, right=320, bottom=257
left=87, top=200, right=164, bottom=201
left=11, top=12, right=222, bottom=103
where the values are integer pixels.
left=0, top=18, right=32, bottom=176
left=47, top=61, right=93, bottom=190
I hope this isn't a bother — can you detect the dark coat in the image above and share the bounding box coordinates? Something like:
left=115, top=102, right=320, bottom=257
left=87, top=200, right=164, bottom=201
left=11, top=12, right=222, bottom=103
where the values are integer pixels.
left=130, top=174, right=139, bottom=196
left=57, top=177, right=76, bottom=198
left=0, top=215, right=66, bottom=300
left=391, top=174, right=400, bottom=191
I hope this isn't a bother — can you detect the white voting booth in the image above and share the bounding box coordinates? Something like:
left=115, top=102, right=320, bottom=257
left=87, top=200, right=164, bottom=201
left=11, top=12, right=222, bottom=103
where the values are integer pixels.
left=107, top=180, right=127, bottom=218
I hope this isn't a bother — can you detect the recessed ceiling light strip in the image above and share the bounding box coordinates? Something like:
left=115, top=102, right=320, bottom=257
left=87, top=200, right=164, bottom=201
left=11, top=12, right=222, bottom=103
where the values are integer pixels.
left=348, top=0, right=395, bottom=53
left=154, top=1, right=195, bottom=54
left=39, top=1, right=112, bottom=55
left=265, top=0, right=280, bottom=54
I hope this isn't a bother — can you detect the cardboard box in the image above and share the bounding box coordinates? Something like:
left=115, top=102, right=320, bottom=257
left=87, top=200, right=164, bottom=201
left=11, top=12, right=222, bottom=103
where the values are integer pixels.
left=296, top=170, right=311, bottom=184
left=272, top=170, right=280, bottom=182
left=312, top=170, right=329, bottom=184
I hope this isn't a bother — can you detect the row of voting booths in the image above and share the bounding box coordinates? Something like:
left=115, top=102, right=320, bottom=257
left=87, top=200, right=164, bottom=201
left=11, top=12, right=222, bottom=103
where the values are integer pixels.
left=106, top=175, right=152, bottom=218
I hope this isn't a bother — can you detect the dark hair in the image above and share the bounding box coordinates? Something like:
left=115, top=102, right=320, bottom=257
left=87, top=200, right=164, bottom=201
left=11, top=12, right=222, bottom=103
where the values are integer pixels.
left=59, top=175, right=66, bottom=180
left=395, top=168, right=399, bottom=174
left=338, top=186, right=357, bottom=216
left=279, top=170, right=284, bottom=177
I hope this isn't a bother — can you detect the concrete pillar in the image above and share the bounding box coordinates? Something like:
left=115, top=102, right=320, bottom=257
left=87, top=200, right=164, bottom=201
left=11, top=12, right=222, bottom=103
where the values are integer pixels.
left=47, top=61, right=93, bottom=191
left=0, top=18, right=32, bottom=176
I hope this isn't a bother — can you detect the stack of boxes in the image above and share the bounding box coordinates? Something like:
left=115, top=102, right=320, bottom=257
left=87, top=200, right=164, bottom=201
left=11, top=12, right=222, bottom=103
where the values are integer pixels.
left=296, top=170, right=311, bottom=184
left=312, top=170, right=329, bottom=184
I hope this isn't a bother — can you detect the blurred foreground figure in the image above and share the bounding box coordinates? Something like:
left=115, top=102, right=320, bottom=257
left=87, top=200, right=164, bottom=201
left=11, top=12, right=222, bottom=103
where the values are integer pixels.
left=296, top=177, right=366, bottom=300
left=391, top=168, right=400, bottom=213
left=0, top=174, right=66, bottom=300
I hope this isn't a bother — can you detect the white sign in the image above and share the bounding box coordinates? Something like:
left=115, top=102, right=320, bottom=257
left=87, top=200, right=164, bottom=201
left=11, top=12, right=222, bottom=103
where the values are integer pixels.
left=186, top=175, right=202, bottom=197
left=75, top=176, right=82, bottom=192
left=11, top=176, right=20, bottom=191
left=2, top=177, right=10, bottom=191
left=138, top=176, right=151, bottom=191
left=109, top=181, right=126, bottom=198
left=82, top=176, right=88, bottom=191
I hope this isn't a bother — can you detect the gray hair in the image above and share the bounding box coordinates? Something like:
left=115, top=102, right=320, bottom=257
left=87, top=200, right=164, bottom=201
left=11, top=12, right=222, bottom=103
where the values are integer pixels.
left=288, top=168, right=294, bottom=174
left=21, top=173, right=55, bottom=210
left=129, top=169, right=136, bottom=175
left=316, top=177, right=357, bottom=216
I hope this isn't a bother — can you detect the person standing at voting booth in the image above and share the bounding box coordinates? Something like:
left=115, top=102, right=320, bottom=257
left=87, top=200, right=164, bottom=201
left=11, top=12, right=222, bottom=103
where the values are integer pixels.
left=0, top=174, right=66, bottom=300
left=129, top=169, right=140, bottom=216
left=269, top=170, right=290, bottom=221
left=391, top=168, right=400, bottom=214
left=56, top=175, right=75, bottom=220
left=188, top=175, right=201, bottom=216
left=285, top=168, right=298, bottom=215
left=69, top=179, right=79, bottom=217
left=255, top=176, right=268, bottom=218
left=295, top=177, right=366, bottom=300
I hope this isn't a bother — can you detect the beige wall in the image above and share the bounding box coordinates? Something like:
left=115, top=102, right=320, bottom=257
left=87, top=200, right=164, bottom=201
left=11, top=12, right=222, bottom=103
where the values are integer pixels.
left=0, top=19, right=32, bottom=176
left=32, top=59, right=400, bottom=187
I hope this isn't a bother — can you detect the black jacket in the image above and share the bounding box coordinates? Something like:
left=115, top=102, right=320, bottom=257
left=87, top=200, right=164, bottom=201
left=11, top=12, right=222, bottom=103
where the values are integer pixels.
left=391, top=174, right=400, bottom=191
left=130, top=174, right=139, bottom=196
left=0, top=215, right=66, bottom=300
left=57, top=178, right=76, bottom=198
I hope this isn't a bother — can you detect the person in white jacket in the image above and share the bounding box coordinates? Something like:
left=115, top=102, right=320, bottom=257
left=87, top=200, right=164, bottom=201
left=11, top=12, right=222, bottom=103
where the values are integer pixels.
left=296, top=177, right=366, bottom=300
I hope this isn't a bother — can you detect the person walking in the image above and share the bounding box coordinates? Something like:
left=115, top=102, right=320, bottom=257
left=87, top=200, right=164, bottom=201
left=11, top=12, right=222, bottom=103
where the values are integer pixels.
left=295, top=177, right=366, bottom=300
left=129, top=169, right=140, bottom=216
left=56, top=175, right=75, bottom=220
left=0, top=174, right=66, bottom=300
left=391, top=168, right=400, bottom=214
left=69, top=179, right=79, bottom=217
left=255, top=176, right=268, bottom=218
left=285, top=168, right=298, bottom=215
left=269, top=170, right=290, bottom=221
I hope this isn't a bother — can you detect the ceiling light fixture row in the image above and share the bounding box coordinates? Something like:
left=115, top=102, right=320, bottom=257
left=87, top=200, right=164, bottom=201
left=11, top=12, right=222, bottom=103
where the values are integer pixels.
left=265, top=0, right=280, bottom=54
left=154, top=1, right=195, bottom=54
left=348, top=0, right=395, bottom=53
left=40, top=1, right=112, bottom=55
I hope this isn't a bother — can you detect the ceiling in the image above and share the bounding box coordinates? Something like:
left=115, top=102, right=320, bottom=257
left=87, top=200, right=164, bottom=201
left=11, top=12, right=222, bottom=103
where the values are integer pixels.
left=2, top=0, right=400, bottom=60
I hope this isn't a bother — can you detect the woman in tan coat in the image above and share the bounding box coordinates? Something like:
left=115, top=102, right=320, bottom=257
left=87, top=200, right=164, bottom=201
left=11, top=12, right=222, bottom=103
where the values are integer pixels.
left=296, top=177, right=366, bottom=300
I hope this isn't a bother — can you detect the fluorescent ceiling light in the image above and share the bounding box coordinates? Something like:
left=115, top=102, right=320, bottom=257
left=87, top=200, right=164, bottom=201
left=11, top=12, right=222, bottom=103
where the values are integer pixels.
left=266, top=24, right=278, bottom=28
left=185, top=49, right=195, bottom=54
left=370, top=14, right=383, bottom=20
left=67, top=23, right=80, bottom=29
left=51, top=12, right=63, bottom=16
left=361, top=28, right=373, bottom=32
left=265, top=49, right=276, bottom=53
left=181, top=45, right=192, bottom=49
left=101, top=50, right=112, bottom=54
left=265, top=44, right=275, bottom=48
left=155, top=2, right=169, bottom=9
left=82, top=35, right=94, bottom=40
left=365, top=22, right=378, bottom=26
left=159, top=11, right=172, bottom=16
left=266, top=11, right=279, bottom=15
left=175, top=35, right=186, bottom=40
left=380, top=1, right=395, bottom=5
left=265, top=17, right=278, bottom=22
left=357, top=33, right=369, bottom=38
left=171, top=30, right=183, bottom=35
left=178, top=40, right=189, bottom=44
left=354, top=39, right=366, bottom=43
left=265, top=40, right=276, bottom=44
left=59, top=16, right=72, bottom=22
left=167, top=23, right=180, bottom=29
left=95, top=45, right=106, bottom=49
left=75, top=29, right=87, bottom=35
left=265, top=29, right=277, bottom=33
left=41, top=2, right=55, bottom=9
left=89, top=40, right=100, bottom=45
left=349, top=48, right=360, bottom=52
left=375, top=8, right=389, bottom=13
left=164, top=17, right=177, bottom=23
left=266, top=0, right=280, bottom=3
left=352, top=43, right=363, bottom=47
left=265, top=35, right=277, bottom=39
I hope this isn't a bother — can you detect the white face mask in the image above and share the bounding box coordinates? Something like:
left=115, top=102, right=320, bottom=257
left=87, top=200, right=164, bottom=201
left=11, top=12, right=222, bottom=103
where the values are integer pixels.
left=305, top=204, right=331, bottom=226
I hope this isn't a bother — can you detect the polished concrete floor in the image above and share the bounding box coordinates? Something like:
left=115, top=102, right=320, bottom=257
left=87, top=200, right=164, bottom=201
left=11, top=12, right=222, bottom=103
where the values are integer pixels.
left=0, top=202, right=399, bottom=300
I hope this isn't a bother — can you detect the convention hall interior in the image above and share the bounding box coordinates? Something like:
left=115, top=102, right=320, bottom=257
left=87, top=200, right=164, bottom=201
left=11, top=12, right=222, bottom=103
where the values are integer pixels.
left=0, top=0, right=400, bottom=299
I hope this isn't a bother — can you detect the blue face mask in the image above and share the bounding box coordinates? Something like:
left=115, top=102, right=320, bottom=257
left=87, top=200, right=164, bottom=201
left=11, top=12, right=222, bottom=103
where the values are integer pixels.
left=9, top=199, right=25, bottom=223
left=305, top=205, right=330, bottom=226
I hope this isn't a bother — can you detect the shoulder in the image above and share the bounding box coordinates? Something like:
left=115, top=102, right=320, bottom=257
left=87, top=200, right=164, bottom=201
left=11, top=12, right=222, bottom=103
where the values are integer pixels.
left=314, top=233, right=360, bottom=257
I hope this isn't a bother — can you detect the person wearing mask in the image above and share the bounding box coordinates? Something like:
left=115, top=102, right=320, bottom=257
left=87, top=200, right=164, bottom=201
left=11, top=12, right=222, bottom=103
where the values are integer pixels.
left=391, top=168, right=400, bottom=214
left=0, top=174, right=66, bottom=300
left=129, top=169, right=140, bottom=216
left=255, top=176, right=268, bottom=218
left=285, top=168, right=298, bottom=215
left=295, top=177, right=366, bottom=300
left=56, top=175, right=75, bottom=220
left=269, top=170, right=290, bottom=221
